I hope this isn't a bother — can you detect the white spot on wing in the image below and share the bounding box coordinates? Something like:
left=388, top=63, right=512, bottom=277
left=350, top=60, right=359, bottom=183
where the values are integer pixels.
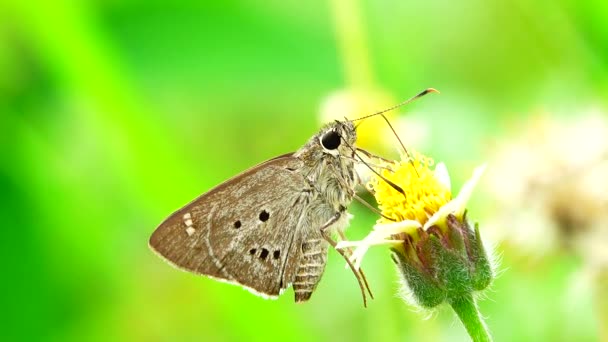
left=183, top=212, right=195, bottom=235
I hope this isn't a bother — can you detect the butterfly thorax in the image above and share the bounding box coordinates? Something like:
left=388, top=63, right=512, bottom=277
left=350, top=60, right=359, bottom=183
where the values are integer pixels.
left=293, top=121, right=358, bottom=212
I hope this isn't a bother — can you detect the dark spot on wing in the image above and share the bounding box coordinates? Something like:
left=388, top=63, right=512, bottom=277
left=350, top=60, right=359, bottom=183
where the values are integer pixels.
left=273, top=250, right=280, bottom=259
left=249, top=248, right=256, bottom=255
left=234, top=220, right=242, bottom=228
left=259, top=210, right=270, bottom=222
left=260, top=248, right=269, bottom=260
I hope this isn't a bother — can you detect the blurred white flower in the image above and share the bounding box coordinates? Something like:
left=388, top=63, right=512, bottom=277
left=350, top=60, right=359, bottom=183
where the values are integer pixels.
left=484, top=109, right=608, bottom=270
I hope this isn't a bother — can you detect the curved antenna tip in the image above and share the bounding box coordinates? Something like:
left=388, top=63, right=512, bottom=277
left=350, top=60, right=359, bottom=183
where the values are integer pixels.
left=351, top=87, right=439, bottom=122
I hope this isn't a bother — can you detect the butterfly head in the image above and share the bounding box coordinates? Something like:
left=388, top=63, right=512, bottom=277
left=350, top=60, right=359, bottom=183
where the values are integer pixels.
left=318, top=120, right=357, bottom=157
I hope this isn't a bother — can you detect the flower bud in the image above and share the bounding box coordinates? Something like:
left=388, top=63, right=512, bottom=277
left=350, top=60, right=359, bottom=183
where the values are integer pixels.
left=392, top=214, right=492, bottom=308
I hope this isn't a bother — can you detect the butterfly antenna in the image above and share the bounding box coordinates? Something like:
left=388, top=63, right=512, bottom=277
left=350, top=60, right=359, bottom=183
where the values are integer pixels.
left=350, top=88, right=439, bottom=122
left=352, top=88, right=438, bottom=177
left=336, top=130, right=406, bottom=197
left=378, top=111, right=421, bottom=177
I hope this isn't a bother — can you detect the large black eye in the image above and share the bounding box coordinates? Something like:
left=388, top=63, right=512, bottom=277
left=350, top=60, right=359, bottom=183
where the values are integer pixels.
left=321, top=130, right=341, bottom=150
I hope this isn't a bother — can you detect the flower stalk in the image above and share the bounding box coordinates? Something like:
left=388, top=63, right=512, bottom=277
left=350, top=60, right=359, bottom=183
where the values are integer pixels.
left=450, top=294, right=492, bottom=342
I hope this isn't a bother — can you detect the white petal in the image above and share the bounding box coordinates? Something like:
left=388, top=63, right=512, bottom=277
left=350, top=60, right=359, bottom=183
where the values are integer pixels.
left=423, top=198, right=458, bottom=230
left=337, top=229, right=394, bottom=250
left=349, top=238, right=402, bottom=269
left=337, top=238, right=403, bottom=249
left=350, top=248, right=368, bottom=270
left=372, top=219, right=421, bottom=234
left=337, top=226, right=406, bottom=270
left=434, top=162, right=451, bottom=191
left=423, top=164, right=487, bottom=230
left=453, top=164, right=487, bottom=218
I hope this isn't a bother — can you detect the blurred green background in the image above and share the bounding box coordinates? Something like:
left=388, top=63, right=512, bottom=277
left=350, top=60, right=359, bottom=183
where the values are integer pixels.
left=2, top=0, right=607, bottom=341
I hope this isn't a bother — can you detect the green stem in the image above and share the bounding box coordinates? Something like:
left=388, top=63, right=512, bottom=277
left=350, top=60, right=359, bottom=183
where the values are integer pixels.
left=449, top=294, right=492, bottom=342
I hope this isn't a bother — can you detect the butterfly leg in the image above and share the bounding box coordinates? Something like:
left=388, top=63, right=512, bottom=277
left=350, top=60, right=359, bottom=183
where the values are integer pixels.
left=353, top=193, right=395, bottom=222
left=319, top=211, right=371, bottom=308
left=336, top=229, right=374, bottom=300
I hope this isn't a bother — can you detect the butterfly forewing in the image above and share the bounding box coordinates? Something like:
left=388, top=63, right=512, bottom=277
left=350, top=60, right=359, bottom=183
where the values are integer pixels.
left=149, top=155, right=311, bottom=298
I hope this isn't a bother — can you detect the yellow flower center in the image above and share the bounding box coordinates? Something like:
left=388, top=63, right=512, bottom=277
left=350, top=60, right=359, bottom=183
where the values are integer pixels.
left=368, top=152, right=452, bottom=225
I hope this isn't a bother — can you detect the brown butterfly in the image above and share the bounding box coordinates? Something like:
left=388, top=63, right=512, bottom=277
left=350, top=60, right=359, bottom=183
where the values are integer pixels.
left=149, top=89, right=436, bottom=305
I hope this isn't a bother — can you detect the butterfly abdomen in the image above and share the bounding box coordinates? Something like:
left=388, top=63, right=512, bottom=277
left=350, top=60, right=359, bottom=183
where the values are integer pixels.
left=293, top=238, right=328, bottom=302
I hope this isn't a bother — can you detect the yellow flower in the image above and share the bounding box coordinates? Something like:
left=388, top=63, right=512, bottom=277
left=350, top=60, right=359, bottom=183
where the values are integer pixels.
left=337, top=152, right=486, bottom=270
left=371, top=152, right=452, bottom=226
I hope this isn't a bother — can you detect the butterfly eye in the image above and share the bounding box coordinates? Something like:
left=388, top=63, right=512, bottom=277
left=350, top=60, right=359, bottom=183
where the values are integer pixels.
left=321, top=130, right=341, bottom=150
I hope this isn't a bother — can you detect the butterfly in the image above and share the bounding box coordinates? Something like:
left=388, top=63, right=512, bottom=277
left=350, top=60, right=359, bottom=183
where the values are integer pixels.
left=149, top=89, right=436, bottom=306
